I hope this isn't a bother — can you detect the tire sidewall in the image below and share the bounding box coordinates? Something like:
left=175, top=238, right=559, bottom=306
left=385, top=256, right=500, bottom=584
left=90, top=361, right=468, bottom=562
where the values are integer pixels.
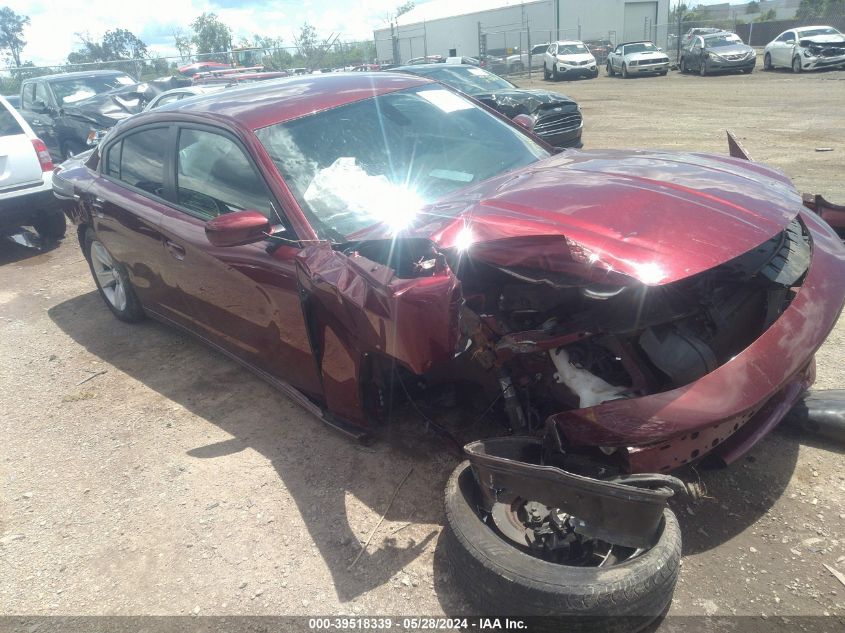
left=443, top=461, right=681, bottom=618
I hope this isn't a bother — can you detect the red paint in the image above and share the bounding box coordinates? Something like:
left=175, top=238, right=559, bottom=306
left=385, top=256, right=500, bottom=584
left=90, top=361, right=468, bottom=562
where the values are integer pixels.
left=54, top=74, right=845, bottom=470
left=205, top=210, right=270, bottom=247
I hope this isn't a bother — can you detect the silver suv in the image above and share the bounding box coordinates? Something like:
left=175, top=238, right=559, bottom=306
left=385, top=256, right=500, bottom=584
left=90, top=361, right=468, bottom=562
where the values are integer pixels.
left=0, top=95, right=65, bottom=240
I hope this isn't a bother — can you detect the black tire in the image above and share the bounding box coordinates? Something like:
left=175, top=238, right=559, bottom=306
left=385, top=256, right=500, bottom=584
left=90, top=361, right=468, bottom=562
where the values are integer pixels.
left=591, top=68, right=599, bottom=78
left=543, top=63, right=551, bottom=80
left=32, top=210, right=66, bottom=240
left=763, top=53, right=772, bottom=70
left=443, top=462, right=681, bottom=630
left=792, top=55, right=802, bottom=73
left=606, top=61, right=614, bottom=76
left=679, top=57, right=686, bottom=73
left=699, top=60, right=707, bottom=76
left=659, top=70, right=668, bottom=76
left=552, top=64, right=560, bottom=80
left=83, top=228, right=145, bottom=323
left=511, top=62, right=524, bottom=73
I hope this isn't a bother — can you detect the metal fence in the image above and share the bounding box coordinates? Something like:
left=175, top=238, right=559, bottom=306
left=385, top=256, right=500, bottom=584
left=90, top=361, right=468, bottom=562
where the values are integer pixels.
left=0, top=40, right=377, bottom=96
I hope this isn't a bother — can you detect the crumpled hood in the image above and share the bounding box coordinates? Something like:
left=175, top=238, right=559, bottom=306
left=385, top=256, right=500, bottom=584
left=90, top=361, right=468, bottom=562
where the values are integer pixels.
left=475, top=89, right=576, bottom=116
left=63, top=77, right=191, bottom=128
left=800, top=34, right=845, bottom=46
left=371, top=150, right=803, bottom=286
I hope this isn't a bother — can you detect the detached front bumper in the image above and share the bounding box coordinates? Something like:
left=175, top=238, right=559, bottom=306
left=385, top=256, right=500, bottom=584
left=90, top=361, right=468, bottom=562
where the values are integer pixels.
left=547, top=209, right=845, bottom=473
left=802, top=53, right=845, bottom=70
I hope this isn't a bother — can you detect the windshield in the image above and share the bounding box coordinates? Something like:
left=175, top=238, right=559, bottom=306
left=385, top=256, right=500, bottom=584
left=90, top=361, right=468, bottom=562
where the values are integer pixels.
left=256, top=85, right=549, bottom=240
left=51, top=74, right=135, bottom=104
left=557, top=43, right=588, bottom=55
left=407, top=66, right=513, bottom=95
left=705, top=34, right=743, bottom=47
left=797, top=27, right=841, bottom=38
left=624, top=42, right=658, bottom=54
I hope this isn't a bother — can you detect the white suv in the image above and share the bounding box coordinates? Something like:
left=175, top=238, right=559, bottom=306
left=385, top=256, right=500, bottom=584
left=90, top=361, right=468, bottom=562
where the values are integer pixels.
left=0, top=95, right=65, bottom=240
left=543, top=41, right=598, bottom=80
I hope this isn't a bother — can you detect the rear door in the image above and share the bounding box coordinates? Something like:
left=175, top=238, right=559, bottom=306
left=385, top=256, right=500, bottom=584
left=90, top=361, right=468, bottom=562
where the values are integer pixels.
left=0, top=99, right=42, bottom=195
left=89, top=125, right=181, bottom=320
left=156, top=123, right=323, bottom=396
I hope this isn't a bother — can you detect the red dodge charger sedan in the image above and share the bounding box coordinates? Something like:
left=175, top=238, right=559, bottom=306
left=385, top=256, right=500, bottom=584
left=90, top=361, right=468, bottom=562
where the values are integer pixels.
left=54, top=73, right=845, bottom=624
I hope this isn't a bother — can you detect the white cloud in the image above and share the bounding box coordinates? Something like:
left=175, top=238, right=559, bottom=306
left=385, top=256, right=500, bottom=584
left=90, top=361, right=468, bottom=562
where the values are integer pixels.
left=4, top=0, right=407, bottom=66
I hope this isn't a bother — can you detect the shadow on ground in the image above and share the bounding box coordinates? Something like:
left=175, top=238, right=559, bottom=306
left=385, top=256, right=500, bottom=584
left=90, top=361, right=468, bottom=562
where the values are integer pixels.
left=48, top=291, right=833, bottom=611
left=0, top=229, right=63, bottom=266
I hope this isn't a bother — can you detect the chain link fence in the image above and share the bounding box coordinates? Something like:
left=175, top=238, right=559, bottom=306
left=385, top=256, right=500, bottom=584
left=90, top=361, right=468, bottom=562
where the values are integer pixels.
left=0, top=40, right=378, bottom=96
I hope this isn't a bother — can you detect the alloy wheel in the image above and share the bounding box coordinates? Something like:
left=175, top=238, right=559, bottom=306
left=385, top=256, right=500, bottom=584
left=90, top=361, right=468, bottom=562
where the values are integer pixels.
left=90, top=240, right=127, bottom=312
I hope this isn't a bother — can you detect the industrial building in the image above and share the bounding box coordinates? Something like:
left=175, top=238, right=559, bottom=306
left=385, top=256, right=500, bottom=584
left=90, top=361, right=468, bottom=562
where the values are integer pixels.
left=374, top=0, right=671, bottom=65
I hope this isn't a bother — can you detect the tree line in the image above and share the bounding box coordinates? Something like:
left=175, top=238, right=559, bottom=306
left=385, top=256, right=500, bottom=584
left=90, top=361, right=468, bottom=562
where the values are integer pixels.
left=0, top=7, right=378, bottom=92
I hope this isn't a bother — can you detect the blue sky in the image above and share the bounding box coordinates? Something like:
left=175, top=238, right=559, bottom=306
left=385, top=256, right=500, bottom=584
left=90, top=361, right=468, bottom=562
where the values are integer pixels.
left=6, top=0, right=733, bottom=67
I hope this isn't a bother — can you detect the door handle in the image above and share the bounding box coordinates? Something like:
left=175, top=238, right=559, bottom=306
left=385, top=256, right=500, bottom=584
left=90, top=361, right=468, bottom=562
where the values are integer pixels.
left=165, top=240, right=186, bottom=260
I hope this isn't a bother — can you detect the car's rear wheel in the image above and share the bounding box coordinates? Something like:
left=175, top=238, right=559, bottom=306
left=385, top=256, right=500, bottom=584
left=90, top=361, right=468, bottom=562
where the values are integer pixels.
left=606, top=61, right=614, bottom=76
left=443, top=461, right=682, bottom=629
left=763, top=53, right=772, bottom=70
left=84, top=229, right=145, bottom=323
left=32, top=210, right=66, bottom=240
left=792, top=55, right=803, bottom=73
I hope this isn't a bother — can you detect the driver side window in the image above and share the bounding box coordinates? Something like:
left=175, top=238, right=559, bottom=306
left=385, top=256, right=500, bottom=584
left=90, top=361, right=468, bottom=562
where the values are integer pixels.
left=176, top=128, right=274, bottom=220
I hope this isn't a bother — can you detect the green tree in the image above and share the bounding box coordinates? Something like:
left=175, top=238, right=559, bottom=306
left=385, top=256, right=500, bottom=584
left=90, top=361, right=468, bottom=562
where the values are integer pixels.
left=67, top=29, right=147, bottom=63
left=294, top=22, right=319, bottom=60
left=191, top=12, right=232, bottom=59
left=395, top=1, right=415, bottom=18
left=0, top=6, right=30, bottom=68
left=756, top=8, right=777, bottom=20
left=172, top=27, right=193, bottom=62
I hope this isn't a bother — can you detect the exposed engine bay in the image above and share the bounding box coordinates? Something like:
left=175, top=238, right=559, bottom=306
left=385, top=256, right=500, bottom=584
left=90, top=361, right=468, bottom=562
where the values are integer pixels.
left=338, top=216, right=811, bottom=441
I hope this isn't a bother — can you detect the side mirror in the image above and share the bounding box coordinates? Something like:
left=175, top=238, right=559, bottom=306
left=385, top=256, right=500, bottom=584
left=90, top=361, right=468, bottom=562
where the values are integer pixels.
left=205, top=210, right=270, bottom=247
left=30, top=99, right=49, bottom=114
left=513, top=113, right=535, bottom=131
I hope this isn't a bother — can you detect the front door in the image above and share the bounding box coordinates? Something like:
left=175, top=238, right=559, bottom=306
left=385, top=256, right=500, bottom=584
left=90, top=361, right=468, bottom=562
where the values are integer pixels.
left=156, top=124, right=323, bottom=397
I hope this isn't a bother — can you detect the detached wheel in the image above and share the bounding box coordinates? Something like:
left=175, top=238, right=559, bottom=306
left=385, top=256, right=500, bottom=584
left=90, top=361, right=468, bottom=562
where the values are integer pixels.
left=443, top=461, right=681, bottom=629
left=84, top=229, right=145, bottom=323
left=32, top=210, right=66, bottom=240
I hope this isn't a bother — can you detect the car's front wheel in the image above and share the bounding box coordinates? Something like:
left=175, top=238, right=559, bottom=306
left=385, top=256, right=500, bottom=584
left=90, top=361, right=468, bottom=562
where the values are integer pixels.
left=543, top=63, right=551, bottom=80
left=699, top=59, right=708, bottom=76
left=32, top=210, right=66, bottom=240
left=84, top=229, right=145, bottom=323
left=443, top=461, right=682, bottom=628
left=792, top=55, right=803, bottom=73
left=763, top=53, right=773, bottom=70
left=606, top=61, right=614, bottom=76
left=621, top=63, right=629, bottom=78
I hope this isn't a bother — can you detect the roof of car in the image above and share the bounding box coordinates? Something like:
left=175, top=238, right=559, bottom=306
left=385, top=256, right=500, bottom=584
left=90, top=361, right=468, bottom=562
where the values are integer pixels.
left=158, top=72, right=430, bottom=130
left=24, top=69, right=130, bottom=82
left=619, top=41, right=656, bottom=46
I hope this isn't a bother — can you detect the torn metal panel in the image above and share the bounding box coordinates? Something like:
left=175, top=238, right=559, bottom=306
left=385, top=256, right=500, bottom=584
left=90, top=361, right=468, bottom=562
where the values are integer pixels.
left=803, top=193, right=845, bottom=237
left=295, top=241, right=462, bottom=424
left=465, top=437, right=676, bottom=549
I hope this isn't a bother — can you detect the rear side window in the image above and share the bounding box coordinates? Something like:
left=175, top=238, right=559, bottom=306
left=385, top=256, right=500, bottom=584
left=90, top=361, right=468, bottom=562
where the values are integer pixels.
left=21, top=83, right=35, bottom=109
left=116, top=128, right=168, bottom=196
left=0, top=104, right=24, bottom=136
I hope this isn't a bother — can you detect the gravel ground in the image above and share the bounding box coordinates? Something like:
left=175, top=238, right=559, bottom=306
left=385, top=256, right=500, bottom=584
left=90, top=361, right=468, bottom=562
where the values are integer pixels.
left=1, top=66, right=845, bottom=625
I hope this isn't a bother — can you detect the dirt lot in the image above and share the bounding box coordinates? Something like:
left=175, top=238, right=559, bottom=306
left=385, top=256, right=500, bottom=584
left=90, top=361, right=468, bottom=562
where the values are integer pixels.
left=1, top=67, right=845, bottom=625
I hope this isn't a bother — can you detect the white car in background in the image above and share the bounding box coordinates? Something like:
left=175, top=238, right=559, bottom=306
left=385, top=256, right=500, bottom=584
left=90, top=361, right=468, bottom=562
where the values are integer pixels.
left=542, top=41, right=598, bottom=80
left=763, top=25, right=845, bottom=72
left=606, top=40, right=670, bottom=78
left=0, top=95, right=65, bottom=240
left=143, top=85, right=227, bottom=111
